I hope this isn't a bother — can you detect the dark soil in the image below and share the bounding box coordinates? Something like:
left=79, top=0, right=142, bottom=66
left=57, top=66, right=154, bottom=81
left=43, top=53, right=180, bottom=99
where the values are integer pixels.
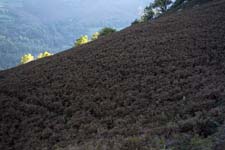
left=1, top=0, right=225, bottom=149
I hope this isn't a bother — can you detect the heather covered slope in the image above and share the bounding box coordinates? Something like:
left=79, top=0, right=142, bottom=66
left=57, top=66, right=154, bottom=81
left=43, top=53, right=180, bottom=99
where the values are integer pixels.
left=1, top=0, right=225, bottom=149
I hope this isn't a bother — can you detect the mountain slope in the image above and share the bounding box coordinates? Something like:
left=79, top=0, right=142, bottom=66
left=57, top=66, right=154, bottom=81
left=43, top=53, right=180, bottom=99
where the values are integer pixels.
left=1, top=0, right=225, bottom=149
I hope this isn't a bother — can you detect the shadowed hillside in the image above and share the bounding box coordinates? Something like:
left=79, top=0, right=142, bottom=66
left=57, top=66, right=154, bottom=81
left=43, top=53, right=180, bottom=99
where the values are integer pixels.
left=0, top=0, right=225, bottom=149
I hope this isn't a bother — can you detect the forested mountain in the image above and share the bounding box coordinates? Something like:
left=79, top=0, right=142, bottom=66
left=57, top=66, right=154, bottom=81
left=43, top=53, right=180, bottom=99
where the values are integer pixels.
left=0, top=0, right=150, bottom=70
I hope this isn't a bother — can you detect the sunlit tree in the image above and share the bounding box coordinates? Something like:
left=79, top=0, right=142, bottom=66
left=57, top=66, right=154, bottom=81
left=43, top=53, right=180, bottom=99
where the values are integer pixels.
left=91, top=32, right=100, bottom=41
left=74, top=35, right=89, bottom=47
left=21, top=53, right=34, bottom=64
left=37, top=51, right=53, bottom=59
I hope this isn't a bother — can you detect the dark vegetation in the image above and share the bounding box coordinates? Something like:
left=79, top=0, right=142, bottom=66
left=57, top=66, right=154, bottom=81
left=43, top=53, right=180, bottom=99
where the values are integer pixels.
left=0, top=0, right=225, bottom=149
left=98, top=27, right=117, bottom=37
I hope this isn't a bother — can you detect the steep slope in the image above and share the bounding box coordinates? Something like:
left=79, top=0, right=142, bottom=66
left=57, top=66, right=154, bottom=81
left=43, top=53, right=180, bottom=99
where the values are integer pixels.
left=1, top=0, right=225, bottom=149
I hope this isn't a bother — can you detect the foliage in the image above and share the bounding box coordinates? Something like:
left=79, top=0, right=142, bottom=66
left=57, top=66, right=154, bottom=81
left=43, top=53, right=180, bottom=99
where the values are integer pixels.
left=131, top=4, right=155, bottom=25
left=37, top=51, right=53, bottom=59
left=21, top=53, right=34, bottom=64
left=152, top=0, right=173, bottom=13
left=91, top=32, right=100, bottom=41
left=132, top=0, right=173, bottom=25
left=99, top=27, right=117, bottom=37
left=170, top=0, right=187, bottom=9
left=141, top=4, right=155, bottom=22
left=20, top=51, right=53, bottom=65
left=74, top=35, right=89, bottom=47
left=121, top=137, right=146, bottom=150
left=171, top=134, right=214, bottom=150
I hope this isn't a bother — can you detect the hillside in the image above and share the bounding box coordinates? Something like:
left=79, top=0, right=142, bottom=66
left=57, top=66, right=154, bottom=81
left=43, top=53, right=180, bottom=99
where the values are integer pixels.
left=0, top=0, right=225, bottom=150
left=0, top=0, right=149, bottom=70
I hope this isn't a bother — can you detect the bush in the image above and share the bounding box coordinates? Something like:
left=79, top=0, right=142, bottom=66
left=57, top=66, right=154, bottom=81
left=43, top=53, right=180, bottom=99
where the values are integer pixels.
left=152, top=0, right=173, bottom=13
left=99, top=27, right=117, bottom=37
left=21, top=53, right=34, bottom=64
left=141, top=4, right=155, bottom=22
left=132, top=0, right=172, bottom=25
left=170, top=0, right=186, bottom=9
left=74, top=35, right=89, bottom=47
left=91, top=32, right=100, bottom=41
left=37, top=51, right=53, bottom=59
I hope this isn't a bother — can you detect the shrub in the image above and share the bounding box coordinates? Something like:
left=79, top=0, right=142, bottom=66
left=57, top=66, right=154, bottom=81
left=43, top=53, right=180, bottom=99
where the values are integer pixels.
left=141, top=4, right=155, bottom=22
left=74, top=35, right=89, bottom=47
left=37, top=51, right=53, bottom=59
left=99, top=27, right=117, bottom=37
left=21, top=53, right=34, bottom=64
left=132, top=0, right=172, bottom=25
left=91, top=32, right=100, bottom=41
left=152, top=0, right=173, bottom=13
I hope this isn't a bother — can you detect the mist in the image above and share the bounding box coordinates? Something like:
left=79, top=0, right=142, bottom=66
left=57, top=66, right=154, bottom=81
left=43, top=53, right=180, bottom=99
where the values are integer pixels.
left=0, top=0, right=152, bottom=69
left=23, top=0, right=151, bottom=23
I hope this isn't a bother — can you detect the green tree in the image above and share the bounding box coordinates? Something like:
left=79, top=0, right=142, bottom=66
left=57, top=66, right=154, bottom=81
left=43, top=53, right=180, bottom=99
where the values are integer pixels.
left=37, top=51, right=53, bottom=59
left=91, top=32, right=100, bottom=41
left=141, top=4, right=155, bottom=22
left=132, top=0, right=172, bottom=25
left=152, top=0, right=172, bottom=13
left=99, top=27, right=117, bottom=37
left=74, top=35, right=89, bottom=47
left=21, top=53, right=34, bottom=64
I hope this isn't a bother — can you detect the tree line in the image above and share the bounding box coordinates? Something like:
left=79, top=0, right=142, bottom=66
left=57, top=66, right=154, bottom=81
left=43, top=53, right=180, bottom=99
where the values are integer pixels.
left=21, top=27, right=117, bottom=64
left=20, top=0, right=187, bottom=65
left=21, top=51, right=53, bottom=64
left=132, top=0, right=181, bottom=25
left=74, top=27, right=117, bottom=46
